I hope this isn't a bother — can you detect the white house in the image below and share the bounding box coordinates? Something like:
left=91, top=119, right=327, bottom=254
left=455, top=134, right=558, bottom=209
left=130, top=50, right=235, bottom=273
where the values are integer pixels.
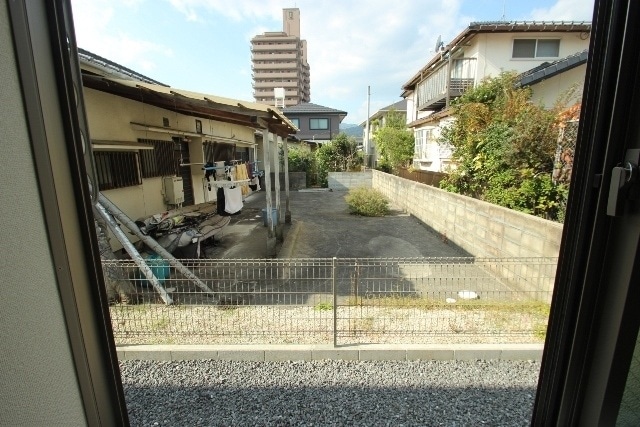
left=401, top=21, right=591, bottom=172
left=360, top=99, right=407, bottom=168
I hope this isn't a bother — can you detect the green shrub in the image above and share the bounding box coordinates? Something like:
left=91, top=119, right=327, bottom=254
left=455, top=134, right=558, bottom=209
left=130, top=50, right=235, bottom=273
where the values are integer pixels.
left=345, top=187, right=390, bottom=217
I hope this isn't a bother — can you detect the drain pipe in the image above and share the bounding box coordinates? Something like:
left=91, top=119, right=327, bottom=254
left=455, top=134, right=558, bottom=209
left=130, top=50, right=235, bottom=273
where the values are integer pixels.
left=97, top=192, right=218, bottom=301
left=95, top=202, right=173, bottom=305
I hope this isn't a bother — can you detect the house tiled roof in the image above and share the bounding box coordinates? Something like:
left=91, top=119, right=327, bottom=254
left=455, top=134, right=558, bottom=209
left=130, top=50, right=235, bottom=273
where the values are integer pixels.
left=516, top=49, right=589, bottom=87
left=360, top=99, right=408, bottom=126
left=282, top=102, right=347, bottom=115
left=401, top=21, right=592, bottom=91
left=380, top=99, right=407, bottom=112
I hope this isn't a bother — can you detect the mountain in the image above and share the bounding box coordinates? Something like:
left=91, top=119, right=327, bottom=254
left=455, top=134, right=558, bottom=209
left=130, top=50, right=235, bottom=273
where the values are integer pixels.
left=339, top=123, right=363, bottom=139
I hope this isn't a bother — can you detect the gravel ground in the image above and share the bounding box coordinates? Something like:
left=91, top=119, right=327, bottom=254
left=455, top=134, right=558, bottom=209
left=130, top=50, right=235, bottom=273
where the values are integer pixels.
left=120, top=359, right=540, bottom=426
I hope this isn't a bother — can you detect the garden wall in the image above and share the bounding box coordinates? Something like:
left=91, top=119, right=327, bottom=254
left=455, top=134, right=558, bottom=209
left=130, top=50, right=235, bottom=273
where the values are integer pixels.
left=327, top=171, right=373, bottom=190
left=327, top=171, right=563, bottom=300
left=371, top=170, right=563, bottom=259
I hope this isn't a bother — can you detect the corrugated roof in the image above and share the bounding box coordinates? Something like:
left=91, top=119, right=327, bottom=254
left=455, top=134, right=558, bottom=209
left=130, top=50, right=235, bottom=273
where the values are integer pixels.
left=82, top=74, right=297, bottom=136
left=78, top=48, right=166, bottom=86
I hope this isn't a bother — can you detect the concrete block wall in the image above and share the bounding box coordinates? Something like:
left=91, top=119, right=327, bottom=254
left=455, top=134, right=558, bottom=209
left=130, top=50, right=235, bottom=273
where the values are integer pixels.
left=267, top=172, right=306, bottom=190
left=328, top=171, right=373, bottom=191
left=371, top=171, right=563, bottom=299
left=371, top=170, right=563, bottom=259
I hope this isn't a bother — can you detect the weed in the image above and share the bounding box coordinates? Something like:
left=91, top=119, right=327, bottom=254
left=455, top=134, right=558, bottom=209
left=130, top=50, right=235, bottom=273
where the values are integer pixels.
left=344, top=187, right=390, bottom=216
left=314, top=302, right=333, bottom=311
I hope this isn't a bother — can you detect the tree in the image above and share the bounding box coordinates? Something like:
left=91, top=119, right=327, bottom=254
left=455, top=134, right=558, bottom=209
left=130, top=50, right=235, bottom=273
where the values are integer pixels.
left=286, top=144, right=316, bottom=186
left=314, top=133, right=363, bottom=187
left=440, top=72, right=573, bottom=221
left=372, top=109, right=414, bottom=172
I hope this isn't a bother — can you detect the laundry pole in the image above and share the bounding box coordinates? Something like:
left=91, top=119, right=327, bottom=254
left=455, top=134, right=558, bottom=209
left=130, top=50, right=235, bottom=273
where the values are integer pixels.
left=273, top=135, right=283, bottom=241
left=283, top=136, right=291, bottom=224
left=262, top=127, right=276, bottom=257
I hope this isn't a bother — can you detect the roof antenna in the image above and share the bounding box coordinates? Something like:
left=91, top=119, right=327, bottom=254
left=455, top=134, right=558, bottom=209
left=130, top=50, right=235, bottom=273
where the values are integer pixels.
left=501, top=0, right=506, bottom=21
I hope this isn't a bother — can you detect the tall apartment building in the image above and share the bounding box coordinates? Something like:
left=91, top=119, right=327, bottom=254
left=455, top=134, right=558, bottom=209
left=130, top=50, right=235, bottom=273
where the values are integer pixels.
left=251, top=8, right=311, bottom=107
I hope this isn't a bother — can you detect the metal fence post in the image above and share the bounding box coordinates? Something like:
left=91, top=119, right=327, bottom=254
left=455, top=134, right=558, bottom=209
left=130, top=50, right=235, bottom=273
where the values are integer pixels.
left=333, top=257, right=337, bottom=347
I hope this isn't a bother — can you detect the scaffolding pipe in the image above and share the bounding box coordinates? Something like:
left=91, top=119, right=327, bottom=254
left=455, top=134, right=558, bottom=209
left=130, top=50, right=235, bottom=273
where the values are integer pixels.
left=95, top=202, right=173, bottom=305
left=97, top=192, right=218, bottom=301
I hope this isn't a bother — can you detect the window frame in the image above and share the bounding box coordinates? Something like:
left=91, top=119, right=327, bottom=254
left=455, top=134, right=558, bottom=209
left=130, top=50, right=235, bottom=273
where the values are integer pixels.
left=309, top=117, right=329, bottom=130
left=512, top=38, right=560, bottom=59
left=139, top=139, right=176, bottom=178
left=93, top=150, right=142, bottom=190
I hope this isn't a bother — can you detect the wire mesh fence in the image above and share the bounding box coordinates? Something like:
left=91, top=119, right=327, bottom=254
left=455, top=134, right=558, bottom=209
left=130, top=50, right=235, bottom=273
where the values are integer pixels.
left=106, top=257, right=556, bottom=345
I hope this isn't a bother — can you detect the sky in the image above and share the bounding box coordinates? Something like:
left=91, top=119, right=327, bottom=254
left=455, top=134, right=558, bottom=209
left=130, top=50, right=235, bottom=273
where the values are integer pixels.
left=70, top=0, right=594, bottom=125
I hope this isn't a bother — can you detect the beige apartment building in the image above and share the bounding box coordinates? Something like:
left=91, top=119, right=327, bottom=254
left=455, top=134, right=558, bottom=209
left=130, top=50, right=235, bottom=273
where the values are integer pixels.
left=251, top=8, right=311, bottom=107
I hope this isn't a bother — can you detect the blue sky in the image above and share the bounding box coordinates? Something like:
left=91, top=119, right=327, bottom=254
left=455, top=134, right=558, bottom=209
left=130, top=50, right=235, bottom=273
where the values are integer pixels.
left=70, top=0, right=594, bottom=125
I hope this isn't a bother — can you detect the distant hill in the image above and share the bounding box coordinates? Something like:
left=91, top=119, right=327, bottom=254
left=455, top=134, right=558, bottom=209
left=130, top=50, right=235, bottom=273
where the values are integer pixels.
left=339, top=123, right=363, bottom=138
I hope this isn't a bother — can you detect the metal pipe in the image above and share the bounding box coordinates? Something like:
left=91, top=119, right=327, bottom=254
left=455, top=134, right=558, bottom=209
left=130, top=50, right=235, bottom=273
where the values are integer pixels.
left=333, top=257, right=337, bottom=347
left=95, top=202, right=173, bottom=305
left=97, top=192, right=218, bottom=300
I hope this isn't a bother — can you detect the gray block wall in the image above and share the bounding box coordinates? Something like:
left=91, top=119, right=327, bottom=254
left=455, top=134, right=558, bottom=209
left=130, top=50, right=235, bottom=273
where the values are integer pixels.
left=328, top=171, right=373, bottom=190
left=371, top=170, right=563, bottom=259
left=368, top=171, right=562, bottom=300
left=267, top=172, right=307, bottom=190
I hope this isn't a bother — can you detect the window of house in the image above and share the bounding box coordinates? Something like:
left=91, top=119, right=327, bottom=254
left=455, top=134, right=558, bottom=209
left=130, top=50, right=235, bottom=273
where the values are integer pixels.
left=414, top=129, right=435, bottom=160
left=309, top=118, right=329, bottom=130
left=139, top=139, right=176, bottom=178
left=290, top=118, right=300, bottom=128
left=512, top=39, right=560, bottom=58
left=94, top=151, right=141, bottom=190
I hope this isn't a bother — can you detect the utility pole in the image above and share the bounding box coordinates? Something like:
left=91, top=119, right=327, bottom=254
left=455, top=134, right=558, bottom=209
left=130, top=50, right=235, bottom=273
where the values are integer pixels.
left=366, top=85, right=371, bottom=168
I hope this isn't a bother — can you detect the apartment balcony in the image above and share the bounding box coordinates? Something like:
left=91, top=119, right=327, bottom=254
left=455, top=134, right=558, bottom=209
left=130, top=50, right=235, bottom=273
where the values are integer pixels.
left=252, top=63, right=297, bottom=71
left=252, top=80, right=299, bottom=89
left=416, top=58, right=477, bottom=111
left=252, top=71, right=298, bottom=79
left=252, top=52, right=297, bottom=61
left=251, top=43, right=299, bottom=51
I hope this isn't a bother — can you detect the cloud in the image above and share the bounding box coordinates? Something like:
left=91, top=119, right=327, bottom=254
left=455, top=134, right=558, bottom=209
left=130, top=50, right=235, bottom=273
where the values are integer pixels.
left=70, top=0, right=597, bottom=124
left=71, top=0, right=174, bottom=75
left=530, top=0, right=595, bottom=21
left=167, top=0, right=284, bottom=22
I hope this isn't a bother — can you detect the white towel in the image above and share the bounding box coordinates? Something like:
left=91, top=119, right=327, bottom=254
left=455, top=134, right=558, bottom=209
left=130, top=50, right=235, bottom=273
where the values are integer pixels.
left=223, top=186, right=243, bottom=214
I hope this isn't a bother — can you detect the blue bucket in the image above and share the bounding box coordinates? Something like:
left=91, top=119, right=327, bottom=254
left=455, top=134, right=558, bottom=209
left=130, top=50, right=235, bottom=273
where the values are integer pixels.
left=261, top=208, right=278, bottom=226
left=137, top=253, right=170, bottom=287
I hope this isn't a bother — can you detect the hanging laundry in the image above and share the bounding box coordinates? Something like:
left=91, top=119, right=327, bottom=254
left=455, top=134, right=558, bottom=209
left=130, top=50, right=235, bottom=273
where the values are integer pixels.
left=236, top=163, right=250, bottom=196
left=223, top=185, right=243, bottom=214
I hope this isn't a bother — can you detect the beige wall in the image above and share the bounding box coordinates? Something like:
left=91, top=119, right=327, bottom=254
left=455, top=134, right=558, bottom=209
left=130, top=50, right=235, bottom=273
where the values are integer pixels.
left=466, top=32, right=590, bottom=81
left=84, top=87, right=259, bottom=250
left=529, top=64, right=586, bottom=107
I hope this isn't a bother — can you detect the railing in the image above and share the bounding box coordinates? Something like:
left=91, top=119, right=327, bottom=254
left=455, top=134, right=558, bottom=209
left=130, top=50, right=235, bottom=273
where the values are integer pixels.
left=416, top=58, right=477, bottom=110
left=106, top=257, right=556, bottom=346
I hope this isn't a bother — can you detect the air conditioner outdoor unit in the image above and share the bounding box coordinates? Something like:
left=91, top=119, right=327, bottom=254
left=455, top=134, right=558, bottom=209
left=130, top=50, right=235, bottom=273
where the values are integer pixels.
left=163, top=176, right=184, bottom=205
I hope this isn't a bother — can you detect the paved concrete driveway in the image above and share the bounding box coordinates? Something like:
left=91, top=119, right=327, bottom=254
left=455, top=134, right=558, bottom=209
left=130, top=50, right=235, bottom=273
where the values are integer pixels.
left=204, top=189, right=470, bottom=259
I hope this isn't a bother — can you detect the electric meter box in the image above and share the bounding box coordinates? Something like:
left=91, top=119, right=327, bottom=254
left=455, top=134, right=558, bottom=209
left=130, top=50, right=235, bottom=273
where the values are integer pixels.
left=163, top=176, right=184, bottom=204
